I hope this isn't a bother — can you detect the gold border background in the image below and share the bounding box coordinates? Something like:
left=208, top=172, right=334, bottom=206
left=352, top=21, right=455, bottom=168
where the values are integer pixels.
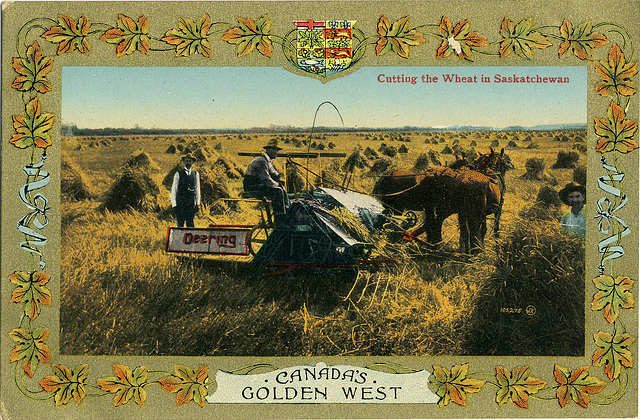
left=1, top=1, right=638, bottom=418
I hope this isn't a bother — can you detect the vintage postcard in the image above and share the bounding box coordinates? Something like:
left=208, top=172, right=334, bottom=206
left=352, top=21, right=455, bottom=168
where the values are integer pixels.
left=1, top=0, right=638, bottom=418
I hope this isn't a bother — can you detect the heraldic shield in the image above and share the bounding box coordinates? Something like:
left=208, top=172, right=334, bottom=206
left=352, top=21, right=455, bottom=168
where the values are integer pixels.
left=294, top=20, right=357, bottom=77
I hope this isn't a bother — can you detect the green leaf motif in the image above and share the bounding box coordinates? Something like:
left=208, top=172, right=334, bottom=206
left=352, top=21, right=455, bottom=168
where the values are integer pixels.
left=594, top=101, right=639, bottom=154
left=41, top=15, right=91, bottom=54
left=553, top=365, right=606, bottom=408
left=10, top=97, right=54, bottom=149
left=100, top=14, right=150, bottom=56
left=40, top=364, right=88, bottom=406
left=436, top=17, right=487, bottom=61
left=594, top=43, right=638, bottom=97
left=9, top=271, right=52, bottom=320
left=592, top=331, right=634, bottom=381
left=297, top=29, right=324, bottom=49
left=495, top=366, right=546, bottom=408
left=558, top=20, right=607, bottom=60
left=9, top=328, right=50, bottom=377
left=97, top=364, right=149, bottom=406
left=11, top=41, right=53, bottom=93
left=375, top=16, right=426, bottom=59
left=592, top=274, right=634, bottom=323
left=159, top=365, right=209, bottom=407
left=162, top=14, right=212, bottom=58
left=499, top=17, right=551, bottom=59
left=430, top=364, right=485, bottom=407
left=222, top=16, right=273, bottom=58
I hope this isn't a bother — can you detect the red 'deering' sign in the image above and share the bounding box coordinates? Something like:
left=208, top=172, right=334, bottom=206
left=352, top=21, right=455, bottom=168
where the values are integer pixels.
left=165, top=226, right=252, bottom=256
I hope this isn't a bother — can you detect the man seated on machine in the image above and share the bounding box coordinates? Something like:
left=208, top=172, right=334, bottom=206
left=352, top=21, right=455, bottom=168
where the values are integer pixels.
left=243, top=139, right=290, bottom=225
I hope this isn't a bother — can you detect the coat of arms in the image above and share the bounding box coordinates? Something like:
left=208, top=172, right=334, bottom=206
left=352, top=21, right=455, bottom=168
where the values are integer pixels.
left=293, top=20, right=358, bottom=77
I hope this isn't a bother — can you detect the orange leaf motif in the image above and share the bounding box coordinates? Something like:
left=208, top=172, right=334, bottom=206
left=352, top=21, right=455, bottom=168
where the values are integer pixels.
left=9, top=328, right=50, bottom=377
left=498, top=17, right=551, bottom=59
left=594, top=101, right=639, bottom=154
left=594, top=43, right=637, bottom=97
left=592, top=331, right=634, bottom=381
left=40, top=364, right=88, bottom=406
left=436, top=16, right=487, bottom=61
left=10, top=97, right=54, bottom=149
left=41, top=15, right=91, bottom=55
left=375, top=16, right=425, bottom=59
left=221, top=16, right=272, bottom=58
left=592, top=274, right=634, bottom=323
left=495, top=366, right=547, bottom=408
left=96, top=364, right=148, bottom=406
left=159, top=365, right=209, bottom=407
left=553, top=365, right=605, bottom=408
left=100, top=14, right=150, bottom=56
left=430, top=364, right=485, bottom=407
left=9, top=271, right=52, bottom=320
left=11, top=41, right=54, bottom=93
left=162, top=14, right=212, bottom=58
left=558, top=20, right=607, bottom=60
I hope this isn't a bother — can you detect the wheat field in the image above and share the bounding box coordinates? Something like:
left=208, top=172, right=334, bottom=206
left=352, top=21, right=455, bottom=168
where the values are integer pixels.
left=60, top=129, right=586, bottom=356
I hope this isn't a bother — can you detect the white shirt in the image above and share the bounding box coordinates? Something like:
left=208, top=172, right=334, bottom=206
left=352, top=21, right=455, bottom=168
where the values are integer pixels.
left=170, top=167, right=201, bottom=207
left=560, top=209, right=586, bottom=238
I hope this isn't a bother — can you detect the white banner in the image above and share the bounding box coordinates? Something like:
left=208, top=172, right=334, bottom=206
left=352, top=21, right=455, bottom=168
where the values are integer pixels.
left=166, top=226, right=251, bottom=255
left=206, top=362, right=439, bottom=404
left=596, top=157, right=632, bottom=273
left=17, top=152, right=50, bottom=269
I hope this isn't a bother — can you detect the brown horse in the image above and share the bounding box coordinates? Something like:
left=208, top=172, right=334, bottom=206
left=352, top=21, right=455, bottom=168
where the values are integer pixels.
left=447, top=148, right=510, bottom=241
left=372, top=149, right=509, bottom=253
left=464, top=148, right=511, bottom=239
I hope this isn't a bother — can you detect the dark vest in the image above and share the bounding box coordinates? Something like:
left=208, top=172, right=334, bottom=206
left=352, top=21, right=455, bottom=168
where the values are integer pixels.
left=176, top=169, right=197, bottom=204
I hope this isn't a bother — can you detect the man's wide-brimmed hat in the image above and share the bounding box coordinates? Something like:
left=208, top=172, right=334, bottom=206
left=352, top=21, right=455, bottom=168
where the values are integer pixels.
left=559, top=182, right=586, bottom=205
left=263, top=139, right=282, bottom=150
left=181, top=153, right=196, bottom=162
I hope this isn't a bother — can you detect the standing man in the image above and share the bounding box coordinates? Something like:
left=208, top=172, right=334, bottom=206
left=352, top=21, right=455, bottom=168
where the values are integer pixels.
left=559, top=182, right=586, bottom=239
left=171, top=153, right=201, bottom=227
left=243, top=139, right=289, bottom=224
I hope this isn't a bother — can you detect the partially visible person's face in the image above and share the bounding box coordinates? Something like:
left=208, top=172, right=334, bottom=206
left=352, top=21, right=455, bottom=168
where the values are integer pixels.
left=183, top=158, right=195, bottom=169
left=265, top=147, right=278, bottom=159
left=567, top=191, right=584, bottom=212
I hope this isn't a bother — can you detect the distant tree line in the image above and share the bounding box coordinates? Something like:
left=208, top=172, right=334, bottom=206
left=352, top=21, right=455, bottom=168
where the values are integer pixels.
left=61, top=123, right=587, bottom=137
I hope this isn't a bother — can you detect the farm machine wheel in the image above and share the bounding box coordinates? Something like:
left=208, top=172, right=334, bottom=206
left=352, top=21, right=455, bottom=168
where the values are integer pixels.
left=248, top=224, right=271, bottom=256
left=401, top=211, right=418, bottom=230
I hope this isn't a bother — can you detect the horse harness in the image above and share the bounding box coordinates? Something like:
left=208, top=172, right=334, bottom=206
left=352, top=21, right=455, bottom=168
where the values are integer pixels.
left=373, top=152, right=507, bottom=201
left=371, top=167, right=451, bottom=198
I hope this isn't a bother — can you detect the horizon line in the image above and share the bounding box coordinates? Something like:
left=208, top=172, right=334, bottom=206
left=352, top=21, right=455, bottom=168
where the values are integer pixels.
left=63, top=123, right=588, bottom=133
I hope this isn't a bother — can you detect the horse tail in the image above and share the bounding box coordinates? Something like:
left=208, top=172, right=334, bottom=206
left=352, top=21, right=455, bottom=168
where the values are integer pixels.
left=493, top=184, right=504, bottom=237
left=486, top=178, right=504, bottom=237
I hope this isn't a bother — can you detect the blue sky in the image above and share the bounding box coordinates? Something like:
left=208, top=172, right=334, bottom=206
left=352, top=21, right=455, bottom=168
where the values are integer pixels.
left=62, top=66, right=586, bottom=130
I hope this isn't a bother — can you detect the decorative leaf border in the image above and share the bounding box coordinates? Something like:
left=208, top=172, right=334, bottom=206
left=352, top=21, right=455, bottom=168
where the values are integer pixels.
left=4, top=6, right=637, bottom=413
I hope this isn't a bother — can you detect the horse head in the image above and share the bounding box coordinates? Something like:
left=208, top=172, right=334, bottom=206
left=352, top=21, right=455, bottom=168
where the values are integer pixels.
left=475, top=148, right=514, bottom=175
left=448, top=152, right=468, bottom=170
